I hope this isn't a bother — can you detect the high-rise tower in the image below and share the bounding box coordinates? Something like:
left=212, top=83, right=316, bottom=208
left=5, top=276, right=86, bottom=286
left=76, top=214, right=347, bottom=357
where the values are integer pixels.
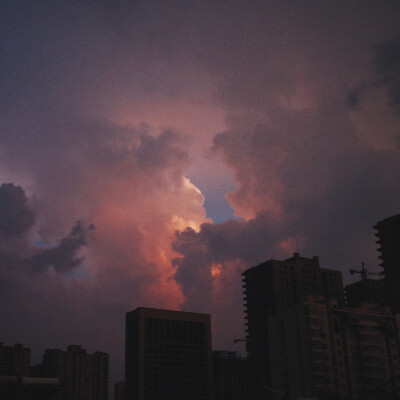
left=374, top=213, right=400, bottom=312
left=242, top=253, right=344, bottom=399
left=125, top=307, right=212, bottom=400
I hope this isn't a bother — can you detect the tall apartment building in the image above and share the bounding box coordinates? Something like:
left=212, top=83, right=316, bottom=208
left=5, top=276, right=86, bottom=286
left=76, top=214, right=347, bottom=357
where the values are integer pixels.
left=267, top=296, right=400, bottom=400
left=0, top=343, right=31, bottom=376
left=242, top=253, right=344, bottom=398
left=42, top=345, right=109, bottom=400
left=374, top=213, right=400, bottom=312
left=125, top=307, right=212, bottom=400
left=333, top=303, right=400, bottom=399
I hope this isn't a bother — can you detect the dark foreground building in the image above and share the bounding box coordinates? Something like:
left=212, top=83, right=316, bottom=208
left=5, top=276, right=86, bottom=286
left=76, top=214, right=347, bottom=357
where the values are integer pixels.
left=345, top=277, right=387, bottom=307
left=242, top=253, right=344, bottom=399
left=125, top=307, right=212, bottom=400
left=243, top=251, right=400, bottom=400
left=114, top=381, right=126, bottom=400
left=374, top=213, right=400, bottom=312
left=0, top=376, right=59, bottom=400
left=212, top=351, right=250, bottom=400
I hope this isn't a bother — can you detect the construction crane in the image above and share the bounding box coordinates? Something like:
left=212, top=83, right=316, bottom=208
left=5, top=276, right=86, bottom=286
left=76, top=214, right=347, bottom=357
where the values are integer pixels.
left=350, top=262, right=382, bottom=280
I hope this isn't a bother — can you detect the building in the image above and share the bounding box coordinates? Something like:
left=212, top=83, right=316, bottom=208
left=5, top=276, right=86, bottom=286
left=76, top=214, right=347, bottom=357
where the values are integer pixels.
left=0, top=376, right=59, bottom=400
left=125, top=307, right=212, bottom=400
left=345, top=278, right=387, bottom=307
left=114, top=381, right=126, bottom=400
left=267, top=296, right=338, bottom=399
left=41, top=345, right=109, bottom=400
left=0, top=343, right=31, bottom=376
left=374, top=213, right=400, bottom=312
left=332, top=302, right=400, bottom=400
left=242, top=253, right=344, bottom=398
left=242, top=250, right=400, bottom=399
left=267, top=296, right=400, bottom=400
left=212, top=351, right=249, bottom=400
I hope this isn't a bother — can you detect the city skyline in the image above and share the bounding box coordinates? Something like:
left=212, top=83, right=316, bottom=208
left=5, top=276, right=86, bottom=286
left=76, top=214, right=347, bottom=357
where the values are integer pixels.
left=1, top=0, right=400, bottom=395
left=3, top=239, right=399, bottom=400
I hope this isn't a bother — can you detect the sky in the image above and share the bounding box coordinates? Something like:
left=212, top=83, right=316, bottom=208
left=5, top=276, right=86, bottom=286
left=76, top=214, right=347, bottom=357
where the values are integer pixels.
left=1, top=0, right=400, bottom=392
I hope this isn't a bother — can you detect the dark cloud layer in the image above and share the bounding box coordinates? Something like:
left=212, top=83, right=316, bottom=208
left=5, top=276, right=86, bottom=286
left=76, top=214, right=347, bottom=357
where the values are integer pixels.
left=376, top=37, right=400, bottom=111
left=0, top=183, right=35, bottom=237
left=1, top=1, right=400, bottom=396
left=28, top=221, right=94, bottom=273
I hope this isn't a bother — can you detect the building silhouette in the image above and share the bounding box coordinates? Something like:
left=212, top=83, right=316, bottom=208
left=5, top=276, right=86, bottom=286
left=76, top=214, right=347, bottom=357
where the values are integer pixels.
left=267, top=295, right=400, bottom=399
left=332, top=302, right=400, bottom=399
left=242, top=253, right=344, bottom=399
left=0, top=375, right=59, bottom=400
left=0, top=343, right=60, bottom=399
left=242, top=251, right=400, bottom=399
left=374, top=213, right=400, bottom=312
left=41, top=345, right=109, bottom=400
left=125, top=307, right=212, bottom=400
left=212, top=351, right=250, bottom=400
left=0, top=343, right=31, bottom=377
left=345, top=278, right=387, bottom=307
left=114, top=381, right=126, bottom=400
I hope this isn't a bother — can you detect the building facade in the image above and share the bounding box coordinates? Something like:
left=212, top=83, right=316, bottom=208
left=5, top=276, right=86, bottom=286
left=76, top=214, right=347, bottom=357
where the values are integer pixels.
left=243, top=251, right=400, bottom=399
left=0, top=343, right=31, bottom=377
left=267, top=296, right=400, bottom=400
left=42, top=345, right=109, bottom=400
left=125, top=307, right=212, bottom=400
left=345, top=278, right=387, bottom=307
left=374, top=213, right=400, bottom=312
left=242, top=253, right=344, bottom=398
left=212, top=351, right=250, bottom=400
left=114, top=381, right=126, bottom=400
left=332, top=303, right=400, bottom=399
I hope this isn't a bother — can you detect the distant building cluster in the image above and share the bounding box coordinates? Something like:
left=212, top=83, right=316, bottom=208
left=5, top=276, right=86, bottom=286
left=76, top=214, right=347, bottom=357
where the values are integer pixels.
left=0, top=343, right=108, bottom=400
left=2, top=213, right=400, bottom=400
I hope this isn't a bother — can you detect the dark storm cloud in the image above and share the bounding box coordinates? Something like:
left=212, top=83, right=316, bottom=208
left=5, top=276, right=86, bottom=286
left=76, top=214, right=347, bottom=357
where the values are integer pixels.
left=28, top=221, right=94, bottom=273
left=375, top=37, right=400, bottom=110
left=348, top=36, right=400, bottom=114
left=0, top=183, right=35, bottom=237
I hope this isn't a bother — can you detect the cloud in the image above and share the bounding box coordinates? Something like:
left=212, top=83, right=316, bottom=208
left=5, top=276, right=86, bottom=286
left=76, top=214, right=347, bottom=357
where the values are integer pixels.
left=0, top=114, right=209, bottom=382
left=0, top=183, right=35, bottom=237
left=1, top=0, right=400, bottom=388
left=375, top=36, right=400, bottom=111
left=171, top=1, right=400, bottom=350
left=28, top=221, right=94, bottom=273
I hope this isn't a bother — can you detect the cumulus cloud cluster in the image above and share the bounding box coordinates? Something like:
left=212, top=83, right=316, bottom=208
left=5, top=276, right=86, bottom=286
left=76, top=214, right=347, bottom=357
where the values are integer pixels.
left=1, top=0, right=400, bottom=387
left=172, top=0, right=400, bottom=345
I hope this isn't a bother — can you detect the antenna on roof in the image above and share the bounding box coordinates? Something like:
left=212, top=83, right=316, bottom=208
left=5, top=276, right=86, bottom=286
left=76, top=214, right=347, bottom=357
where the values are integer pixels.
left=350, top=262, right=382, bottom=280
